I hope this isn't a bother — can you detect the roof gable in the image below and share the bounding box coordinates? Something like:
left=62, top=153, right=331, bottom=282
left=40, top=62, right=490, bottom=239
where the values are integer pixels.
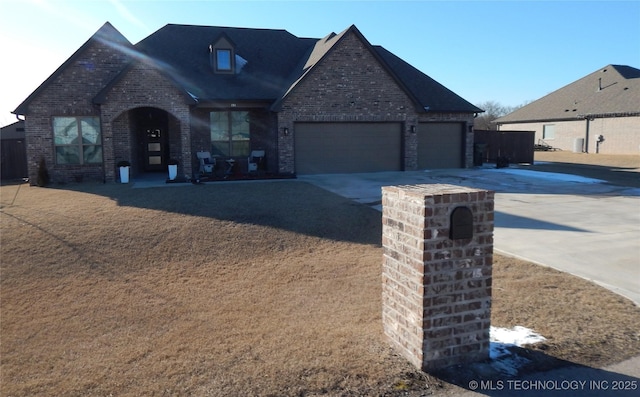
left=271, top=26, right=364, bottom=110
left=93, top=60, right=199, bottom=106
left=13, top=22, right=132, bottom=115
left=496, top=65, right=640, bottom=123
left=272, top=25, right=416, bottom=111
left=373, top=46, right=483, bottom=113
left=272, top=25, right=480, bottom=113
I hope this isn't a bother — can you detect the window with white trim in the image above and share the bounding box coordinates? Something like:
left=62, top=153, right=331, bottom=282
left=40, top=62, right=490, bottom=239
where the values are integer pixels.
left=543, top=124, right=555, bottom=140
left=53, top=116, right=102, bottom=164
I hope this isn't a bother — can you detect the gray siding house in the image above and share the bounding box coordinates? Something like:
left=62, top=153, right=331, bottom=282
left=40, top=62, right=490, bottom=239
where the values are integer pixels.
left=13, top=22, right=482, bottom=184
left=495, top=65, right=640, bottom=155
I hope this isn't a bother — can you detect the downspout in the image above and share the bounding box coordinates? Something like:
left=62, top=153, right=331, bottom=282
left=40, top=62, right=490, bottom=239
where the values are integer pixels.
left=584, top=116, right=592, bottom=153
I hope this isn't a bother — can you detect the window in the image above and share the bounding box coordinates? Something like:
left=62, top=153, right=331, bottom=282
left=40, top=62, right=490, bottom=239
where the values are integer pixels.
left=210, top=35, right=237, bottom=74
left=53, top=116, right=102, bottom=164
left=543, top=124, right=555, bottom=140
left=210, top=111, right=250, bottom=156
left=216, top=49, right=232, bottom=71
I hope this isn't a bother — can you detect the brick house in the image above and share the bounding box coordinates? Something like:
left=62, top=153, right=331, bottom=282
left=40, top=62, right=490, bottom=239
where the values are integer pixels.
left=13, top=22, right=482, bottom=184
left=495, top=65, right=640, bottom=154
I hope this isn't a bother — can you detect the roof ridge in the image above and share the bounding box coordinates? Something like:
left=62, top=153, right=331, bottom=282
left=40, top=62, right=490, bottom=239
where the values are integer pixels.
left=161, top=23, right=290, bottom=33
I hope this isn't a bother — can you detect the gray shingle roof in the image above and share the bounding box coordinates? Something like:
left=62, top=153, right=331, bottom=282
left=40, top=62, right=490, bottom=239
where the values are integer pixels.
left=495, top=65, right=640, bottom=123
left=134, top=24, right=481, bottom=113
left=373, top=46, right=482, bottom=113
left=133, top=24, right=316, bottom=102
left=15, top=22, right=482, bottom=115
left=271, top=25, right=482, bottom=113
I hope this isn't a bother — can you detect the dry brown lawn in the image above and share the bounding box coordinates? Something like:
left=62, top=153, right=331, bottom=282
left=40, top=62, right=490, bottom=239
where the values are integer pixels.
left=534, top=151, right=640, bottom=169
left=1, top=166, right=639, bottom=396
left=531, top=151, right=640, bottom=188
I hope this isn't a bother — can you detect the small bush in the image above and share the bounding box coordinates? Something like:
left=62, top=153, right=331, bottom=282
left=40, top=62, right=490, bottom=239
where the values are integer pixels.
left=36, top=158, right=50, bottom=187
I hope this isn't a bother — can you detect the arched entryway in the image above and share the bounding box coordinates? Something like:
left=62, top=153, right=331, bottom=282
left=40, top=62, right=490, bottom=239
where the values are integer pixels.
left=108, top=103, right=191, bottom=182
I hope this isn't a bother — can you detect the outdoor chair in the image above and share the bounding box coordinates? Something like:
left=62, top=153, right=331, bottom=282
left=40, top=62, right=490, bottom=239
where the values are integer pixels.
left=247, top=150, right=265, bottom=172
left=197, top=151, right=216, bottom=175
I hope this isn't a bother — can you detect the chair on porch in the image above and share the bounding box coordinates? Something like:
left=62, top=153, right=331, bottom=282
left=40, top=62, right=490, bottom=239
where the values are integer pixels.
left=197, top=151, right=216, bottom=175
left=247, top=150, right=265, bottom=173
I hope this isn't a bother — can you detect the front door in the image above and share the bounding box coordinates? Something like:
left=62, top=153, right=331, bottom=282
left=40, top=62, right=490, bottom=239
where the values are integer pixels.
left=135, top=107, right=168, bottom=172
left=145, top=127, right=165, bottom=171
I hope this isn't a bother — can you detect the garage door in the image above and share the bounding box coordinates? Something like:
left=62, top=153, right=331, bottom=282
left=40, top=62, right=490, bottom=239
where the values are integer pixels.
left=417, top=123, right=464, bottom=169
left=295, top=123, right=402, bottom=174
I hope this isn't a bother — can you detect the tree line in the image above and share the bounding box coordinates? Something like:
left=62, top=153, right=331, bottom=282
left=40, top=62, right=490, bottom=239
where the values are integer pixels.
left=473, top=100, right=531, bottom=130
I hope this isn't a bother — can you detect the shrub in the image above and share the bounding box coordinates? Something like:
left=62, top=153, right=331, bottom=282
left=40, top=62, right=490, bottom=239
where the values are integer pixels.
left=36, top=157, right=50, bottom=187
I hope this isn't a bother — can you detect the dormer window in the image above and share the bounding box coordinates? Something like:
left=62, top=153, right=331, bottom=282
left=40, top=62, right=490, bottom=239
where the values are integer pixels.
left=216, top=49, right=232, bottom=72
left=210, top=34, right=236, bottom=74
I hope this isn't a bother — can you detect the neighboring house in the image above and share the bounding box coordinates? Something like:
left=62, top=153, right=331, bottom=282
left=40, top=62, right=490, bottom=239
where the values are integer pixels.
left=13, top=22, right=482, bottom=184
left=495, top=65, right=640, bottom=154
left=0, top=120, right=28, bottom=181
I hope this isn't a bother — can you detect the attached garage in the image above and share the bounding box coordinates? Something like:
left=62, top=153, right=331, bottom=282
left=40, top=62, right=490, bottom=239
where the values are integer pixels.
left=417, top=123, right=464, bottom=169
left=294, top=122, right=402, bottom=174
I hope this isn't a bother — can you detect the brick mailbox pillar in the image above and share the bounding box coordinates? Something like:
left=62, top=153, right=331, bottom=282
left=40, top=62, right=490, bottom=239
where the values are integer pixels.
left=381, top=184, right=494, bottom=371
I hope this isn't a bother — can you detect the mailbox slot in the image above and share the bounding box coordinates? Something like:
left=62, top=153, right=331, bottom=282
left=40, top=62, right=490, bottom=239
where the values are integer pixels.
left=450, top=206, right=473, bottom=240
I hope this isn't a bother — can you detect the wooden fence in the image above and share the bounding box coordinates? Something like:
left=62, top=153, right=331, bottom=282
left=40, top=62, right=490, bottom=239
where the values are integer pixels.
left=473, top=130, right=535, bottom=165
left=1, top=139, right=28, bottom=182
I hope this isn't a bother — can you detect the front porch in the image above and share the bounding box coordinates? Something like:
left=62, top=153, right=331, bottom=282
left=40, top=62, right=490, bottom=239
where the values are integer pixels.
left=123, top=169, right=295, bottom=188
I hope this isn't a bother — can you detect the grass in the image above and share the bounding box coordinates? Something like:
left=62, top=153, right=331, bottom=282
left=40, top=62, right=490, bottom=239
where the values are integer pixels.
left=1, top=155, right=639, bottom=396
left=533, top=151, right=640, bottom=169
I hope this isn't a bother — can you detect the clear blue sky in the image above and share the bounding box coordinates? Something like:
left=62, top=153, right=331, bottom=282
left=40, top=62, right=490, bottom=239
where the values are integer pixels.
left=1, top=0, right=638, bottom=127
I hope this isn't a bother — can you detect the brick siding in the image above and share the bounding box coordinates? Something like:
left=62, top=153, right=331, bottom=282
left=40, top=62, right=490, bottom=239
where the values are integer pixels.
left=276, top=31, right=475, bottom=174
left=499, top=116, right=640, bottom=154
left=24, top=38, right=131, bottom=184
left=382, top=184, right=494, bottom=371
left=23, top=27, right=478, bottom=184
left=98, top=62, right=192, bottom=181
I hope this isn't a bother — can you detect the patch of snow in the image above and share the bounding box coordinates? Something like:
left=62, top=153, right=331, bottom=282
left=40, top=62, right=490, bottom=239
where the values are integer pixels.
left=486, top=168, right=605, bottom=184
left=491, top=325, right=547, bottom=346
left=489, top=326, right=547, bottom=376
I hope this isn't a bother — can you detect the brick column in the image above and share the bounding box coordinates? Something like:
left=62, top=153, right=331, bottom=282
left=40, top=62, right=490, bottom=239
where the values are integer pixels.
left=381, top=184, right=494, bottom=371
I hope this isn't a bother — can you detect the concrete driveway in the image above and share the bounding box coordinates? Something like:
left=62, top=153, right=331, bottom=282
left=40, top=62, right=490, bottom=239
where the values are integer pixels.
left=299, top=166, right=640, bottom=305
